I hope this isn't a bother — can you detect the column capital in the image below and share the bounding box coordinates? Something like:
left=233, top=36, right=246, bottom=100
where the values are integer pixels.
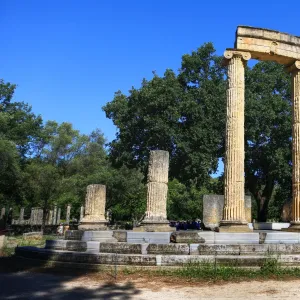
left=286, top=61, right=300, bottom=73
left=222, top=49, right=251, bottom=66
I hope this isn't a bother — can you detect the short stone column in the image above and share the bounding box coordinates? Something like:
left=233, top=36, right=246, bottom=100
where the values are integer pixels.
left=219, top=50, right=251, bottom=232
left=48, top=210, right=53, bottom=225
left=52, top=206, right=57, bottom=225
left=19, top=207, right=25, bottom=224
left=288, top=61, right=300, bottom=231
left=78, top=184, right=108, bottom=230
left=56, top=208, right=61, bottom=224
left=80, top=206, right=84, bottom=222
left=134, top=150, right=172, bottom=232
left=66, top=204, right=71, bottom=224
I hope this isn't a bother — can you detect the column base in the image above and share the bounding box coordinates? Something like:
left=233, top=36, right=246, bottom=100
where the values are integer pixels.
left=133, top=219, right=173, bottom=232
left=284, top=222, right=300, bottom=232
left=78, top=220, right=108, bottom=231
left=219, top=221, right=252, bottom=232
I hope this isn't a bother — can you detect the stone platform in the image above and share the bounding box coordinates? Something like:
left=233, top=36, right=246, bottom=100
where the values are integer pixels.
left=13, top=230, right=300, bottom=267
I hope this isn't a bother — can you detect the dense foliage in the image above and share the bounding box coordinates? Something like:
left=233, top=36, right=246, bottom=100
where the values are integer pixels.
left=0, top=42, right=294, bottom=223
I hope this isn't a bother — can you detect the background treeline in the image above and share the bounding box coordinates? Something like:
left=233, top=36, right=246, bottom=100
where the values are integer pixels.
left=0, top=42, right=293, bottom=223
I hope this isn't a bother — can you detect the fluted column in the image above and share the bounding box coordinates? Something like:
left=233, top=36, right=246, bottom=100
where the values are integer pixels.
left=79, top=184, right=108, bottom=230
left=134, top=150, right=172, bottom=232
left=288, top=61, right=300, bottom=230
left=220, top=50, right=251, bottom=232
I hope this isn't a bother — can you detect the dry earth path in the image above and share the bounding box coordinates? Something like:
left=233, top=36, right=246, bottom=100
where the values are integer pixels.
left=0, top=271, right=300, bottom=299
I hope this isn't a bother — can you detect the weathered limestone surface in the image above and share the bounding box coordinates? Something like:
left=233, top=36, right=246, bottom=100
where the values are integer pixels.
left=66, top=204, right=71, bottom=224
left=79, top=185, right=108, bottom=230
left=19, top=207, right=25, bottom=223
left=135, top=150, right=172, bottom=232
left=236, top=26, right=300, bottom=65
left=170, top=232, right=205, bottom=244
left=48, top=210, right=53, bottom=225
left=220, top=50, right=251, bottom=232
left=288, top=61, right=300, bottom=231
left=30, top=208, right=43, bottom=225
left=80, top=206, right=84, bottom=222
left=52, top=206, right=57, bottom=225
left=203, top=195, right=252, bottom=230
left=56, top=208, right=61, bottom=225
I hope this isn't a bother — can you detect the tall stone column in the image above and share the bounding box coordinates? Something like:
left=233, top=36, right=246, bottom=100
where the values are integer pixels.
left=288, top=61, right=300, bottom=231
left=219, top=50, right=252, bottom=232
left=78, top=184, right=108, bottom=230
left=134, top=150, right=172, bottom=232
left=66, top=204, right=71, bottom=224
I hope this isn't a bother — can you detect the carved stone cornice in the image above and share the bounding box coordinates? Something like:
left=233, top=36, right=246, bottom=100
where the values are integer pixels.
left=222, top=49, right=251, bottom=66
left=286, top=61, right=300, bottom=73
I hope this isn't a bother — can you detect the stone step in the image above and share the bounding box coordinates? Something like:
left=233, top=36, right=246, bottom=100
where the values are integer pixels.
left=190, top=243, right=300, bottom=255
left=16, top=246, right=300, bottom=267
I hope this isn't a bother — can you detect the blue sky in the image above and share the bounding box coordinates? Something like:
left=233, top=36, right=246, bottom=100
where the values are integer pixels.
left=1, top=0, right=298, bottom=175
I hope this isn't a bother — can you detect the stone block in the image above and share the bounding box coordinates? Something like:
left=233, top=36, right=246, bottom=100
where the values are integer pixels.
left=66, top=241, right=87, bottom=252
left=147, top=243, right=189, bottom=255
left=197, top=232, right=215, bottom=244
left=203, top=195, right=252, bottom=230
left=81, top=231, right=117, bottom=242
left=264, top=232, right=300, bottom=244
left=23, top=231, right=43, bottom=240
left=113, top=230, right=127, bottom=242
left=86, top=241, right=101, bottom=253
left=194, top=244, right=241, bottom=255
left=45, top=240, right=67, bottom=250
left=65, top=230, right=84, bottom=240
left=170, top=231, right=205, bottom=243
left=127, top=232, right=171, bottom=244
left=100, top=242, right=143, bottom=254
left=214, top=233, right=259, bottom=244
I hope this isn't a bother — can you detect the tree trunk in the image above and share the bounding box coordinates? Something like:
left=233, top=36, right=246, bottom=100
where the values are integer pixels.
left=256, top=194, right=269, bottom=222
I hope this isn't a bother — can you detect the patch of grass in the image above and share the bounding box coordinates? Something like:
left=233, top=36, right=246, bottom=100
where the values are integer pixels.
left=1, top=234, right=59, bottom=257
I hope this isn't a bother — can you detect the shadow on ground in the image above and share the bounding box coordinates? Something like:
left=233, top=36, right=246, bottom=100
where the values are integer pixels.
left=0, top=256, right=142, bottom=300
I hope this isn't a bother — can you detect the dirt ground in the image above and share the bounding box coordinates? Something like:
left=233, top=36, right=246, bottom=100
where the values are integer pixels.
left=1, top=270, right=300, bottom=299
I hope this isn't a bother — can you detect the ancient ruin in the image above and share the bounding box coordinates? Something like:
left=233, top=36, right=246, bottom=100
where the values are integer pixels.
left=78, top=184, right=108, bottom=230
left=134, top=150, right=172, bottom=232
left=221, top=26, right=300, bottom=232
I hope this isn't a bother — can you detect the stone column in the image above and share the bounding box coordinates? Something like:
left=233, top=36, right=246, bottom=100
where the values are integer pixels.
left=288, top=61, right=300, bottom=231
left=0, top=207, right=5, bottom=220
left=56, top=208, right=61, bottom=224
left=219, top=50, right=252, bottom=232
left=134, top=150, right=172, bottom=232
left=48, top=210, right=53, bottom=225
left=52, top=206, right=57, bottom=225
left=80, top=206, right=84, bottom=222
left=78, top=184, right=108, bottom=230
left=30, top=208, right=35, bottom=225
left=66, top=204, right=71, bottom=224
left=19, top=207, right=25, bottom=224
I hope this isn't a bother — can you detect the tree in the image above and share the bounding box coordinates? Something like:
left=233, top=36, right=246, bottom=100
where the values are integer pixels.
left=245, top=61, right=292, bottom=221
left=103, top=43, right=226, bottom=187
